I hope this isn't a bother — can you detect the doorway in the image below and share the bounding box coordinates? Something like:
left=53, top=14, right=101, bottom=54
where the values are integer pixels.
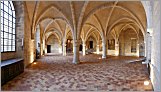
left=47, top=45, right=51, bottom=53
left=90, top=41, right=93, bottom=48
left=79, top=44, right=82, bottom=51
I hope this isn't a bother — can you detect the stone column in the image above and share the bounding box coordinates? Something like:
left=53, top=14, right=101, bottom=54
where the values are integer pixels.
left=96, top=45, right=100, bottom=54
left=63, top=43, right=67, bottom=56
left=73, top=40, right=80, bottom=64
left=102, top=42, right=107, bottom=58
left=115, top=43, right=119, bottom=56
left=42, top=39, right=45, bottom=55
left=40, top=43, right=43, bottom=56
left=146, top=32, right=152, bottom=63
left=136, top=41, right=140, bottom=57
left=82, top=42, right=86, bottom=56
left=45, top=45, right=47, bottom=54
left=144, top=41, right=146, bottom=57
left=59, top=44, right=63, bottom=53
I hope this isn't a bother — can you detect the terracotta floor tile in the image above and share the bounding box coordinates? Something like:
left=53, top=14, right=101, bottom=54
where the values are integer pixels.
left=1, top=54, right=153, bottom=91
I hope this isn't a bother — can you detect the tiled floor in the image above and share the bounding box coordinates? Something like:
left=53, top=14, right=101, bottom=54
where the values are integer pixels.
left=2, top=54, right=153, bottom=91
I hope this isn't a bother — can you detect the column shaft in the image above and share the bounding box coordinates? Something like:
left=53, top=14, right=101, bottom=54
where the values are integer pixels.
left=102, top=42, right=107, bottom=58
left=83, top=43, right=86, bottom=56
left=96, top=45, right=100, bottom=54
left=137, top=42, right=140, bottom=57
left=73, top=41, right=80, bottom=64
left=63, top=43, right=66, bottom=56
left=115, top=43, right=119, bottom=56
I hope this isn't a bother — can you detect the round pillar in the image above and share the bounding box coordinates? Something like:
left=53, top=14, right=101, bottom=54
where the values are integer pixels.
left=137, top=43, right=140, bottom=57
left=96, top=45, right=100, bottom=54
left=73, top=40, right=80, bottom=64
left=83, top=43, right=86, bottom=56
left=102, top=42, right=107, bottom=58
left=63, top=43, right=67, bottom=56
left=115, top=43, right=119, bottom=56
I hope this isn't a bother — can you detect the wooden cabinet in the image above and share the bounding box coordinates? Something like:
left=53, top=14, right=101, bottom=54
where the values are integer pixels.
left=1, top=58, right=24, bottom=86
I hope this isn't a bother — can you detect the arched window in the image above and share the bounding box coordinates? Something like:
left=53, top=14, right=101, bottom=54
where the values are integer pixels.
left=1, top=1, right=16, bottom=52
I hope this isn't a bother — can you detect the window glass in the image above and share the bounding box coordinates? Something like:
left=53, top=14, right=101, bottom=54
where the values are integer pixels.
left=13, top=11, right=15, bottom=17
left=1, top=1, right=16, bottom=52
left=9, top=27, right=12, bottom=33
left=1, top=31, right=3, bottom=38
left=1, top=46, right=3, bottom=52
left=9, top=15, right=12, bottom=21
left=4, top=25, right=8, bottom=32
left=1, top=24, right=3, bottom=30
left=13, top=18, right=15, bottom=23
left=4, top=32, right=8, bottom=38
left=12, top=46, right=15, bottom=51
left=9, top=33, right=12, bottom=39
left=4, top=39, right=8, bottom=45
left=1, top=39, right=3, bottom=45
left=4, top=46, right=7, bottom=51
left=4, top=18, right=8, bottom=25
left=4, top=5, right=8, bottom=12
left=1, top=10, right=3, bottom=17
left=9, top=21, right=12, bottom=27
left=13, top=34, right=15, bottom=39
left=4, top=1, right=8, bottom=6
left=13, top=28, right=15, bottom=34
left=8, top=46, right=12, bottom=51
left=8, top=40, right=12, bottom=45
left=12, top=40, right=15, bottom=45
left=1, top=2, right=3, bottom=10
left=13, top=22, right=15, bottom=28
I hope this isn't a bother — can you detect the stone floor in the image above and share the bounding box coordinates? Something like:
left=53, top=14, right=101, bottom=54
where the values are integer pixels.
left=2, top=53, right=153, bottom=91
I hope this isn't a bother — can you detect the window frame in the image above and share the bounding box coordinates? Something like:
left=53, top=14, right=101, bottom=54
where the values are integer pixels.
left=1, top=1, right=16, bottom=53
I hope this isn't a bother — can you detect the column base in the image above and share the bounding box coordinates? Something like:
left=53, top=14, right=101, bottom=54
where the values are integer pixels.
left=102, top=55, right=106, bottom=59
left=63, top=54, right=66, bottom=56
left=72, top=60, right=80, bottom=64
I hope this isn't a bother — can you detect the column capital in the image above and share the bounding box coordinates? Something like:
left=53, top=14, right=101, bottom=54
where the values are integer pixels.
left=82, top=41, right=86, bottom=45
left=115, top=43, right=119, bottom=46
left=73, top=39, right=81, bottom=47
left=83, top=42, right=86, bottom=46
left=63, top=43, right=66, bottom=46
left=102, top=42, right=106, bottom=46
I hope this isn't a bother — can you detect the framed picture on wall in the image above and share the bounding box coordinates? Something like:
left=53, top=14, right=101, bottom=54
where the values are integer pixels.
left=108, top=39, right=115, bottom=50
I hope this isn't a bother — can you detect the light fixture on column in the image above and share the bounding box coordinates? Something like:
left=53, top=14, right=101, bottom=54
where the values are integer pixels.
left=147, top=28, right=153, bottom=36
left=144, top=80, right=150, bottom=86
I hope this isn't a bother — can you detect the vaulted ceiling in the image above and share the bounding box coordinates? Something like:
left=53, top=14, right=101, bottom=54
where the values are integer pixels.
left=24, top=1, right=147, bottom=42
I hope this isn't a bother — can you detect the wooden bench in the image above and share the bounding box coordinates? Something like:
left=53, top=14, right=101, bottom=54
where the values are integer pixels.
left=1, top=58, right=24, bottom=85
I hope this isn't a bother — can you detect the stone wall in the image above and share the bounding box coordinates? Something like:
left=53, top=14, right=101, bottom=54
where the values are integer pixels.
left=15, top=2, right=24, bottom=59
left=24, top=3, right=35, bottom=67
left=1, top=52, right=16, bottom=61
left=46, top=34, right=61, bottom=53
left=86, top=37, right=96, bottom=50
left=107, top=33, right=116, bottom=56
left=150, top=1, right=160, bottom=91
left=118, top=28, right=144, bottom=56
left=1, top=1, right=24, bottom=61
left=35, top=27, right=41, bottom=53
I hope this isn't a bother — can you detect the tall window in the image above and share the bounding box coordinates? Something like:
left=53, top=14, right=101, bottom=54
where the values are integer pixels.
left=1, top=1, right=16, bottom=52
